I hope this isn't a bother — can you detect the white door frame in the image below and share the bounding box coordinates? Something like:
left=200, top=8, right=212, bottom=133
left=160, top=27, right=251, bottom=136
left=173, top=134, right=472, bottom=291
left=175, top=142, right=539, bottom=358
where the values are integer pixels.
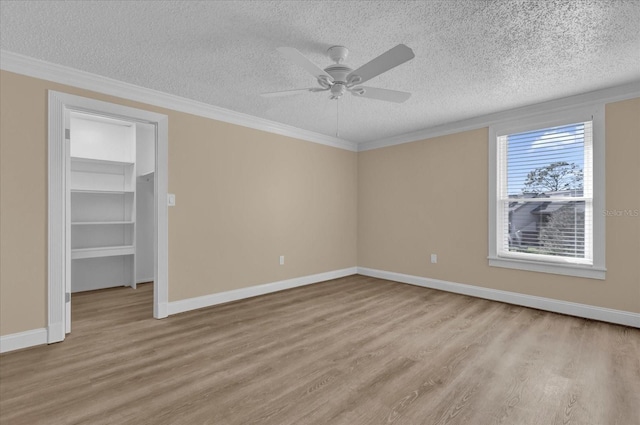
left=48, top=91, right=169, bottom=343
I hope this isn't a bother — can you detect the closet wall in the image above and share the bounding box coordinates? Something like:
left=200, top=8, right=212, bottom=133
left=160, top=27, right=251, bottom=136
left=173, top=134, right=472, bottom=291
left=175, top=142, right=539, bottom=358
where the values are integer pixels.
left=136, top=123, right=155, bottom=284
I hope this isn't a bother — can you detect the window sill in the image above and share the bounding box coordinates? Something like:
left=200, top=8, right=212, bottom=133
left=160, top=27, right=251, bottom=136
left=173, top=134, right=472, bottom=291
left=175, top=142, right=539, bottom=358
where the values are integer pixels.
left=488, top=256, right=606, bottom=280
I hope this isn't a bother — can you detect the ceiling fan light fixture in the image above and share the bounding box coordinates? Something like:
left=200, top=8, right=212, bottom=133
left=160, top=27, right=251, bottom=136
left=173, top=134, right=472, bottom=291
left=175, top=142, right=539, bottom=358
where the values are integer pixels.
left=330, top=83, right=346, bottom=99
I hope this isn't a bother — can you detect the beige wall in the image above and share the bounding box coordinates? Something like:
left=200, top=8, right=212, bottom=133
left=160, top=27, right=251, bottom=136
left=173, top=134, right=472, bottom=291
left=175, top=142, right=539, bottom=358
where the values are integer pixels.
left=0, top=70, right=357, bottom=335
left=168, top=115, right=358, bottom=300
left=358, top=98, right=640, bottom=313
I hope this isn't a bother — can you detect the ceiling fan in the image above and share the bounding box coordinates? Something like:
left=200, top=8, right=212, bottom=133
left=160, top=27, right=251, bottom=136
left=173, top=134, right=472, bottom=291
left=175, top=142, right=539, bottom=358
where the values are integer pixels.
left=261, top=44, right=415, bottom=103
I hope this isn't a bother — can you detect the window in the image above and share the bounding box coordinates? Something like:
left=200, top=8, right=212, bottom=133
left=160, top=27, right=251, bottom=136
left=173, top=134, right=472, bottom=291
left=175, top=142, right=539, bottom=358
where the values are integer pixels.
left=489, top=107, right=605, bottom=279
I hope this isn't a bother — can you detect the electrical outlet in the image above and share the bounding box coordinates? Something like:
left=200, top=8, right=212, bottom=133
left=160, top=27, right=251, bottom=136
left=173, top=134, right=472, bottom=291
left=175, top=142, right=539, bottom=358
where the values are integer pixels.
left=279, top=255, right=284, bottom=265
left=430, top=254, right=437, bottom=264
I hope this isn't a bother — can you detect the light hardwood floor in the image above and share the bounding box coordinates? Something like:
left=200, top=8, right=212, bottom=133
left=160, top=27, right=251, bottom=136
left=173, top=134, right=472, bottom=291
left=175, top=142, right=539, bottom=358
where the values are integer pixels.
left=1, top=275, right=639, bottom=425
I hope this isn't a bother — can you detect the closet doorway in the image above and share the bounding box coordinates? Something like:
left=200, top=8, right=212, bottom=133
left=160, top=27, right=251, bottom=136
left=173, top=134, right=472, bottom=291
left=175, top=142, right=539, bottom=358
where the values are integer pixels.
left=48, top=91, right=169, bottom=343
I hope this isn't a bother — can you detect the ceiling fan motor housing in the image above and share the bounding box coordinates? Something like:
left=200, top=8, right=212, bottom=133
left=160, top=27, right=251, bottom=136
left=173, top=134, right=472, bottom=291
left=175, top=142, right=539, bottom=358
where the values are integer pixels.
left=324, top=46, right=362, bottom=93
left=324, top=64, right=353, bottom=84
left=323, top=64, right=364, bottom=99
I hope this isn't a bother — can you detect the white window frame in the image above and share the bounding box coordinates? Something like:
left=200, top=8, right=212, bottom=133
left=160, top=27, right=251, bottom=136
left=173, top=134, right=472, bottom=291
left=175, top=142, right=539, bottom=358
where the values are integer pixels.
left=488, top=105, right=606, bottom=280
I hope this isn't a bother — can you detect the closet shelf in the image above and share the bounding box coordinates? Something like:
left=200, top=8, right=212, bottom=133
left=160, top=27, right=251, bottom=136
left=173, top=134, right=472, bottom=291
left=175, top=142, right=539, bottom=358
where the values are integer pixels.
left=72, top=221, right=134, bottom=225
left=71, top=245, right=135, bottom=260
left=71, top=189, right=134, bottom=194
left=69, top=112, right=139, bottom=292
left=71, top=157, right=134, bottom=166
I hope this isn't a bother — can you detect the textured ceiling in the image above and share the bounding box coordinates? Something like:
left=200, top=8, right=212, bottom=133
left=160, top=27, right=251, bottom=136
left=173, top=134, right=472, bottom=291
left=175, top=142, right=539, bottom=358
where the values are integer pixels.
left=1, top=0, right=639, bottom=144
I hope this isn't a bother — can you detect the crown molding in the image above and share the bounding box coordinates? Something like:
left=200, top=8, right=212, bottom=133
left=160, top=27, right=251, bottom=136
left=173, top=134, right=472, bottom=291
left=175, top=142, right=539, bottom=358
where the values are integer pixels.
left=2, top=50, right=637, bottom=154
left=358, top=81, right=640, bottom=152
left=0, top=50, right=357, bottom=152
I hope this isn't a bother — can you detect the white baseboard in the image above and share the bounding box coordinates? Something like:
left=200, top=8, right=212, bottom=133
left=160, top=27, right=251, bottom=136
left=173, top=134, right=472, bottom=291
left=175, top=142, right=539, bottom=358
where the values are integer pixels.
left=6, top=266, right=634, bottom=354
left=155, top=301, right=169, bottom=320
left=357, top=267, right=640, bottom=328
left=167, top=267, right=358, bottom=316
left=0, top=328, right=48, bottom=354
left=136, top=278, right=154, bottom=284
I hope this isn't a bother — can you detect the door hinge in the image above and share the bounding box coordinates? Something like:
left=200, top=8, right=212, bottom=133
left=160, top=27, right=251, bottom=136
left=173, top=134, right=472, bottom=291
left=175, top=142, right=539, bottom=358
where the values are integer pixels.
left=65, top=128, right=70, bottom=140
left=66, top=292, right=71, bottom=303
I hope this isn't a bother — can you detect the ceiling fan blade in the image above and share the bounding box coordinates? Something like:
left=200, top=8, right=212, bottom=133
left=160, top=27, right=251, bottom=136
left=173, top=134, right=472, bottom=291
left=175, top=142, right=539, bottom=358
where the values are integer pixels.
left=277, top=47, right=334, bottom=82
left=350, top=86, right=411, bottom=103
left=347, top=44, right=415, bottom=85
left=261, top=88, right=327, bottom=97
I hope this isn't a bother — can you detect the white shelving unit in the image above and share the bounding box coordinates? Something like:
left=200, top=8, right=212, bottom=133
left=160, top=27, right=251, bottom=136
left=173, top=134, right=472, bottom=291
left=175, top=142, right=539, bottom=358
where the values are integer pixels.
left=70, top=113, right=137, bottom=292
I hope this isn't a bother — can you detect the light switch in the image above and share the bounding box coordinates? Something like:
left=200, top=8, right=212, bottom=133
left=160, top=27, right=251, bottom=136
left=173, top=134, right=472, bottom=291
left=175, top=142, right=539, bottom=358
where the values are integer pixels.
left=168, top=193, right=176, bottom=206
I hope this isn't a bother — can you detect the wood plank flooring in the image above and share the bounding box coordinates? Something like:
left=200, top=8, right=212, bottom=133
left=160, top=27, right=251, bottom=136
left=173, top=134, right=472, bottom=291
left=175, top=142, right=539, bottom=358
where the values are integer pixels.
left=1, top=275, right=639, bottom=425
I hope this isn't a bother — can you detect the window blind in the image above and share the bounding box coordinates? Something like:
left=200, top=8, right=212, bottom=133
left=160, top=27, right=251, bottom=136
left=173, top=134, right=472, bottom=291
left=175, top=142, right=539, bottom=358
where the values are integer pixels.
left=496, top=121, right=593, bottom=264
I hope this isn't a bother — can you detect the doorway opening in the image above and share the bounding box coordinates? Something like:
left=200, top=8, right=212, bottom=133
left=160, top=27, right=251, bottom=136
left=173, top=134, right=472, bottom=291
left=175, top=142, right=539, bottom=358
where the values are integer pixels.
left=48, top=91, right=169, bottom=343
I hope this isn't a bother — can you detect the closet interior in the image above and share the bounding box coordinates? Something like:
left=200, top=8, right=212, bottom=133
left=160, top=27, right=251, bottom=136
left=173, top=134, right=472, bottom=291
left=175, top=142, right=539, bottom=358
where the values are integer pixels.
left=69, top=112, right=155, bottom=293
